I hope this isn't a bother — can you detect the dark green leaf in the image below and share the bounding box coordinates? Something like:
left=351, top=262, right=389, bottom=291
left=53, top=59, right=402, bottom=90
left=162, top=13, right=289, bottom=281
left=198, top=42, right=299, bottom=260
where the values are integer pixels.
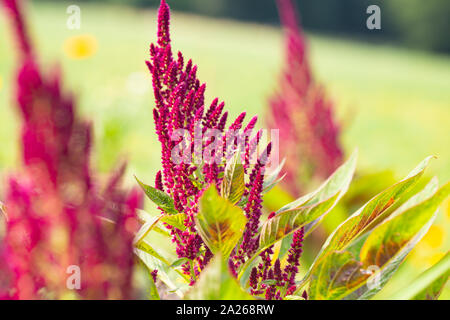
left=135, top=176, right=177, bottom=214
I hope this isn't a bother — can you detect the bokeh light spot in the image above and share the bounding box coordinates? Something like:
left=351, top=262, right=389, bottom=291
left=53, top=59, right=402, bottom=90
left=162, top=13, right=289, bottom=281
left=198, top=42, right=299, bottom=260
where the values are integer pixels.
left=63, top=34, right=98, bottom=59
left=445, top=199, right=450, bottom=221
left=426, top=252, right=446, bottom=266
left=422, top=225, right=445, bottom=249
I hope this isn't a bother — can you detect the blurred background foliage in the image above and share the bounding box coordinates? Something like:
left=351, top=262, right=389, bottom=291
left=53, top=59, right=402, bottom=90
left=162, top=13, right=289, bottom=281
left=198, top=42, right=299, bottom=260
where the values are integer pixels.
left=0, top=0, right=449, bottom=299
left=41, top=0, right=450, bottom=53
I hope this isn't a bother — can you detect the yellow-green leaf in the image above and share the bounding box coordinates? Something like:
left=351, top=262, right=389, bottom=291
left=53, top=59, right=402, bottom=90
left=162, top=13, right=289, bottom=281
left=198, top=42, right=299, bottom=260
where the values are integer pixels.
left=313, top=156, right=433, bottom=266
left=259, top=193, right=340, bottom=252
left=355, top=181, right=450, bottom=299
left=160, top=212, right=188, bottom=231
left=185, top=254, right=254, bottom=300
left=239, top=151, right=357, bottom=280
left=309, top=251, right=370, bottom=300
left=277, top=150, right=357, bottom=216
left=262, top=158, right=286, bottom=194
left=134, top=215, right=162, bottom=246
left=221, top=151, right=245, bottom=205
left=390, top=252, right=449, bottom=300
left=196, top=185, right=247, bottom=259
left=134, top=245, right=189, bottom=297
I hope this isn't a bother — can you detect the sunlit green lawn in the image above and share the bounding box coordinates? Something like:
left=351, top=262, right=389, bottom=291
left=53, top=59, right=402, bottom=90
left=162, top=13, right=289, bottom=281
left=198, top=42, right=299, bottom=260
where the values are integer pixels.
left=0, top=1, right=449, bottom=299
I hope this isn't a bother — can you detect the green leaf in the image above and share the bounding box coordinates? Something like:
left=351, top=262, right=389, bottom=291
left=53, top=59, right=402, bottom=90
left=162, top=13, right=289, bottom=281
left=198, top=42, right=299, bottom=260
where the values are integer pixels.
left=261, top=279, right=278, bottom=286
left=136, top=261, right=160, bottom=300
left=284, top=295, right=305, bottom=300
left=137, top=209, right=174, bottom=238
left=276, top=150, right=357, bottom=238
left=355, top=181, right=450, bottom=299
left=170, top=257, right=190, bottom=268
left=347, top=178, right=440, bottom=259
left=152, top=225, right=171, bottom=238
left=135, top=241, right=172, bottom=267
left=262, top=158, right=286, bottom=194
left=134, top=246, right=189, bottom=297
left=311, top=179, right=448, bottom=300
left=277, top=150, right=357, bottom=215
left=185, top=254, right=254, bottom=300
left=135, top=176, right=177, bottom=214
left=160, top=212, right=188, bottom=231
left=413, top=275, right=448, bottom=301
left=259, top=193, right=340, bottom=252
left=196, top=185, right=247, bottom=259
left=148, top=277, right=160, bottom=300
left=238, top=151, right=357, bottom=279
left=390, top=252, right=450, bottom=300
left=134, top=215, right=162, bottom=246
left=145, top=263, right=161, bottom=300
left=272, top=151, right=357, bottom=261
left=312, top=156, right=434, bottom=268
left=221, top=152, right=245, bottom=205
left=309, top=251, right=370, bottom=300
left=135, top=240, right=190, bottom=281
left=278, top=233, right=294, bottom=261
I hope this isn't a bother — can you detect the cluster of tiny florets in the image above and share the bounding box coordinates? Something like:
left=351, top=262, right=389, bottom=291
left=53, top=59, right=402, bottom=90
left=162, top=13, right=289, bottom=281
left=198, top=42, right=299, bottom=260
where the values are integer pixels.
left=248, top=213, right=305, bottom=300
left=147, top=0, right=271, bottom=284
left=0, top=0, right=141, bottom=300
left=268, top=0, right=342, bottom=195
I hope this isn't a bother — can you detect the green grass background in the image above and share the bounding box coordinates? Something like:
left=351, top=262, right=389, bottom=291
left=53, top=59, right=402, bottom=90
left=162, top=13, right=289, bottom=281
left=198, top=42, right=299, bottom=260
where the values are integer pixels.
left=0, top=2, right=449, bottom=299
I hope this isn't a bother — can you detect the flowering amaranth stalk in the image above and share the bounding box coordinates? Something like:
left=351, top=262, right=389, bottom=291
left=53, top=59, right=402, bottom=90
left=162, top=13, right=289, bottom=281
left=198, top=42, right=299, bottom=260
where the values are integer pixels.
left=146, top=0, right=271, bottom=284
left=268, top=0, right=343, bottom=195
left=0, top=0, right=141, bottom=299
left=248, top=210, right=305, bottom=300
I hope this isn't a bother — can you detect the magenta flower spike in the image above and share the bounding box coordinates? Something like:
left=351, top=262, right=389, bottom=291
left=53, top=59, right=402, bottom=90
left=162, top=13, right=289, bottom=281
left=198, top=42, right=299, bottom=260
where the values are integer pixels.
left=268, top=0, right=343, bottom=195
left=0, top=0, right=141, bottom=299
left=2, top=0, right=33, bottom=59
left=145, top=0, right=271, bottom=284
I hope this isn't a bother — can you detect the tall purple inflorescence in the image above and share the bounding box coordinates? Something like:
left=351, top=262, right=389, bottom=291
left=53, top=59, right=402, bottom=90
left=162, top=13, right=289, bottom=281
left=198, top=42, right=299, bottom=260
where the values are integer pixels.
left=247, top=214, right=305, bottom=299
left=268, top=0, right=343, bottom=196
left=0, top=0, right=142, bottom=299
left=146, top=0, right=271, bottom=284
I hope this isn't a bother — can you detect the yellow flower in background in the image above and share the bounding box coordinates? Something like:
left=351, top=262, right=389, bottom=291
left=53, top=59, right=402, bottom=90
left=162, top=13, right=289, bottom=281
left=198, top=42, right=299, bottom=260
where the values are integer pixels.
left=0, top=75, right=3, bottom=91
left=410, top=221, right=447, bottom=268
left=445, top=199, right=450, bottom=221
left=427, top=252, right=446, bottom=266
left=422, top=225, right=445, bottom=249
left=63, top=34, right=98, bottom=59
